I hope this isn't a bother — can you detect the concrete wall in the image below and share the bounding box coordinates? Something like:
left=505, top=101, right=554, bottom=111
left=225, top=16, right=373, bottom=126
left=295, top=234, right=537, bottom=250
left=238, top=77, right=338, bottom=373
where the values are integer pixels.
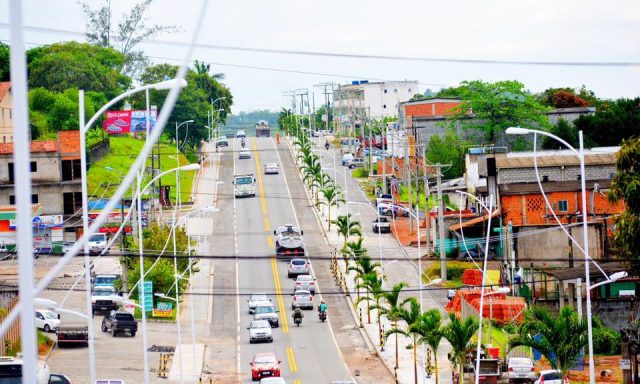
left=537, top=299, right=638, bottom=330
left=0, top=151, right=61, bottom=184
left=0, top=91, right=12, bottom=143
left=498, top=164, right=616, bottom=184
left=89, top=139, right=111, bottom=164
left=515, top=224, right=603, bottom=267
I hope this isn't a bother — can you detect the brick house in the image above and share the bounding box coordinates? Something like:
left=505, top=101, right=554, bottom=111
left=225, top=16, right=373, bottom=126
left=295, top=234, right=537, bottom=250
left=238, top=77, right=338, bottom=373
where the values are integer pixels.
left=0, top=130, right=83, bottom=248
left=0, top=82, right=12, bottom=143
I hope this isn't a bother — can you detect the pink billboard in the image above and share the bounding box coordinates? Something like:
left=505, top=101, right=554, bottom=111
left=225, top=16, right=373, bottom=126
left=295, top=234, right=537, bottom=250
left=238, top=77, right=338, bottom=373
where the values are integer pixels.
left=103, top=110, right=157, bottom=134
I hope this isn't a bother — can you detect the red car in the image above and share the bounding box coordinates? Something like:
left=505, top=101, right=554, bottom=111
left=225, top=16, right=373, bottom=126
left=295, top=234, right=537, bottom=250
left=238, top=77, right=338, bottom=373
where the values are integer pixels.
left=250, top=352, right=281, bottom=381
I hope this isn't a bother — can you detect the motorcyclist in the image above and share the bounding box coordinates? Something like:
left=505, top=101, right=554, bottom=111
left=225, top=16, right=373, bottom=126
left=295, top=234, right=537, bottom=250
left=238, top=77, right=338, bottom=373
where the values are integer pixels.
left=241, top=138, right=246, bottom=148
left=318, top=300, right=327, bottom=313
left=324, top=140, right=330, bottom=150
left=292, top=307, right=304, bottom=322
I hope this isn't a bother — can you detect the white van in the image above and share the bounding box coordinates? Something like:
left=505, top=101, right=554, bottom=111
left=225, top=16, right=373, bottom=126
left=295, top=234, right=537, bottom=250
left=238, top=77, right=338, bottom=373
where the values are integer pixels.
left=233, top=174, right=256, bottom=198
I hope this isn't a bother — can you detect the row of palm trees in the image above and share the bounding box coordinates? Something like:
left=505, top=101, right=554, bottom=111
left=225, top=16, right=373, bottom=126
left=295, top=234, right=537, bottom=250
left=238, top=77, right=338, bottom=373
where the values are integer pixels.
left=288, top=119, right=590, bottom=384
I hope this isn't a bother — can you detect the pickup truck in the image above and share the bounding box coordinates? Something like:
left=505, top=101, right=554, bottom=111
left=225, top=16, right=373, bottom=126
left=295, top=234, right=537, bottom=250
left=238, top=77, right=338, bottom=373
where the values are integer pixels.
left=91, top=285, right=122, bottom=315
left=56, top=323, right=89, bottom=347
left=372, top=217, right=391, bottom=233
left=101, top=310, right=138, bottom=337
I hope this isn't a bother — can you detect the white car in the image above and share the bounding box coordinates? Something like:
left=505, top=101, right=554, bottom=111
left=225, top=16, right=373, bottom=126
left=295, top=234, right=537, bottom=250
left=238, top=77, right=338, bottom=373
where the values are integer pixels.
left=293, top=275, right=316, bottom=295
left=264, top=163, right=279, bottom=174
left=507, top=357, right=535, bottom=383
left=260, top=378, right=286, bottom=384
left=247, top=293, right=272, bottom=314
left=291, top=289, right=313, bottom=310
left=248, top=320, right=273, bottom=343
left=239, top=149, right=251, bottom=159
left=35, top=309, right=60, bottom=333
left=287, top=258, right=310, bottom=278
left=341, top=153, right=354, bottom=166
left=216, top=138, right=229, bottom=148
left=236, top=130, right=246, bottom=139
left=88, top=233, right=108, bottom=255
left=534, top=370, right=568, bottom=384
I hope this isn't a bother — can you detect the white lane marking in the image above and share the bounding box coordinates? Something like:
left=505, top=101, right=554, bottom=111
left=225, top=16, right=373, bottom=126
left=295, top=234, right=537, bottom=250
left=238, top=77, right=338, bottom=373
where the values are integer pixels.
left=233, top=139, right=241, bottom=377
left=273, top=137, right=355, bottom=381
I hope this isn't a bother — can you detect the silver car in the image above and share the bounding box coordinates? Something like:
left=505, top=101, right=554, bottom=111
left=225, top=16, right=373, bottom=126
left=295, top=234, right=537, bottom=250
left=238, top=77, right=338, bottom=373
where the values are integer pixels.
left=254, top=304, right=279, bottom=327
left=291, top=289, right=313, bottom=310
left=293, top=275, right=316, bottom=295
left=287, top=259, right=309, bottom=278
left=507, top=357, right=535, bottom=383
left=247, top=320, right=273, bottom=343
left=247, top=293, right=272, bottom=314
left=264, top=162, right=279, bottom=174
left=239, top=149, right=251, bottom=159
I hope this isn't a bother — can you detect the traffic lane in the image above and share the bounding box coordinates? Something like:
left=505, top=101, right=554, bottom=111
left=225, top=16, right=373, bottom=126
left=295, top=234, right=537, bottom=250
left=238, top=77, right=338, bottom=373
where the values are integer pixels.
left=266, top=138, right=354, bottom=382
left=234, top=138, right=291, bottom=383
left=203, top=145, right=240, bottom=382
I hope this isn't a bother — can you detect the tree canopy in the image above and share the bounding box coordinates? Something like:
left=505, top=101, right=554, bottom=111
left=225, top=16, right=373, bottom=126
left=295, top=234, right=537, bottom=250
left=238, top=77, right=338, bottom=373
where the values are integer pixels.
left=0, top=43, right=9, bottom=81
left=574, top=98, right=640, bottom=147
left=444, top=80, right=550, bottom=143
left=426, top=129, right=468, bottom=179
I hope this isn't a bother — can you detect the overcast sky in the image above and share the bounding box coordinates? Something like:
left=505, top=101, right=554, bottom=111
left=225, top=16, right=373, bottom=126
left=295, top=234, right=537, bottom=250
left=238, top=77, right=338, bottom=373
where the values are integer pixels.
left=1, top=0, right=639, bottom=113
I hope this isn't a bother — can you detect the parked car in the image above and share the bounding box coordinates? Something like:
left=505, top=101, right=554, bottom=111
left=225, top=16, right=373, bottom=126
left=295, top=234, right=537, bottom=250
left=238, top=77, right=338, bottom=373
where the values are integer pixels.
left=264, top=162, right=279, bottom=174
left=372, top=216, right=391, bottom=233
left=376, top=193, right=393, bottom=206
left=250, top=352, right=281, bottom=381
left=35, top=309, right=60, bottom=333
left=88, top=233, right=109, bottom=255
left=91, top=285, right=122, bottom=315
left=216, top=138, right=229, bottom=148
left=247, top=320, right=273, bottom=343
left=239, top=149, right=252, bottom=159
left=291, top=289, right=313, bottom=310
left=101, top=311, right=138, bottom=337
left=507, top=357, right=535, bottom=383
left=341, top=153, right=354, bottom=166
left=247, top=293, right=272, bottom=314
left=48, top=373, right=72, bottom=384
left=293, top=275, right=316, bottom=295
left=534, top=370, right=568, bottom=384
left=287, top=258, right=310, bottom=278
left=254, top=304, right=279, bottom=327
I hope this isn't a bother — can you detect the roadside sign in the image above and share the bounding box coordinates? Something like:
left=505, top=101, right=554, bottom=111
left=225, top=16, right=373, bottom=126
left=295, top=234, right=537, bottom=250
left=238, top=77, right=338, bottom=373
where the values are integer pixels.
left=138, top=281, right=153, bottom=312
left=621, top=359, right=631, bottom=370
left=123, top=300, right=136, bottom=315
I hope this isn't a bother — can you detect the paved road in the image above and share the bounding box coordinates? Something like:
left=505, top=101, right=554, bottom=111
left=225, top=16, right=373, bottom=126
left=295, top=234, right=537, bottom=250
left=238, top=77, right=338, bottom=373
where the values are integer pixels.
left=204, top=137, right=352, bottom=383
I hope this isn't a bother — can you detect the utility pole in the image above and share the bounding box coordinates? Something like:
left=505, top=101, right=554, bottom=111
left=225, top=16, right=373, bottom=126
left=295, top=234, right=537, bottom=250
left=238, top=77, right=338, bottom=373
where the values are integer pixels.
left=422, top=153, right=431, bottom=257
left=436, top=164, right=448, bottom=281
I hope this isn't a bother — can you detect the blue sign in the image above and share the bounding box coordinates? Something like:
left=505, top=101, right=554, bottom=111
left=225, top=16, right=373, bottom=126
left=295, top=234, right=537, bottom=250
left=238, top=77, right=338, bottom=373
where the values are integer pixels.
left=138, top=281, right=153, bottom=312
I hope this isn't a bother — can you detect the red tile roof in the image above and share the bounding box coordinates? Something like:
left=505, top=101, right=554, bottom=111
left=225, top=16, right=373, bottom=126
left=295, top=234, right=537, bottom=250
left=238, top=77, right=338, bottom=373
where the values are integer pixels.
left=0, top=140, right=59, bottom=155
left=58, top=130, right=80, bottom=155
left=0, top=82, right=9, bottom=103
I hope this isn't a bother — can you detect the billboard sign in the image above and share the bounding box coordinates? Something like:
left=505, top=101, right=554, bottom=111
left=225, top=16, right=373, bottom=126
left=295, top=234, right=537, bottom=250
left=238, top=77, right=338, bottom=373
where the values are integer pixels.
left=103, top=110, right=157, bottom=134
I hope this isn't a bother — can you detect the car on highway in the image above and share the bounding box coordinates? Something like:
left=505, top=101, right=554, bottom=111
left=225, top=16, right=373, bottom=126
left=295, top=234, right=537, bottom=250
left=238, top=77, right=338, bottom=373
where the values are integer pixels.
left=35, top=309, right=59, bottom=333
left=507, top=357, right=535, bottom=383
left=260, top=378, right=286, bottom=384
left=287, top=258, right=310, bottom=278
left=236, top=130, right=246, bottom=139
left=534, top=370, right=567, bottom=384
left=293, top=275, right=316, bottom=295
left=247, top=293, right=272, bottom=314
left=291, top=289, right=313, bottom=310
left=247, top=320, right=273, bottom=344
left=239, top=149, right=251, bottom=159
left=264, top=162, right=279, bottom=174
left=250, top=352, right=281, bottom=381
left=274, top=224, right=305, bottom=258
left=216, top=138, right=229, bottom=148
left=254, top=304, right=279, bottom=327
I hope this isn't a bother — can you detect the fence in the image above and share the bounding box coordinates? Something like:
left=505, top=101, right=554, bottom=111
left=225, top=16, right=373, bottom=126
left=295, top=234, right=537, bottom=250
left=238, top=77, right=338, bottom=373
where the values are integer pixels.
left=0, top=296, right=21, bottom=355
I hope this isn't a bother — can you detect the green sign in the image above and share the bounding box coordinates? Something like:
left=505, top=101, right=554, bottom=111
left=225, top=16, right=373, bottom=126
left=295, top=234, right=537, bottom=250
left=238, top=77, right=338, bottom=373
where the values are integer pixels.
left=138, top=281, right=153, bottom=312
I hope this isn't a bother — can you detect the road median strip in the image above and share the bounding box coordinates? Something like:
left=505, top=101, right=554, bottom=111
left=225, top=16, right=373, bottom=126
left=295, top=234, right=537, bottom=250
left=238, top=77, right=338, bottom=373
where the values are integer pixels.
left=286, top=346, right=298, bottom=372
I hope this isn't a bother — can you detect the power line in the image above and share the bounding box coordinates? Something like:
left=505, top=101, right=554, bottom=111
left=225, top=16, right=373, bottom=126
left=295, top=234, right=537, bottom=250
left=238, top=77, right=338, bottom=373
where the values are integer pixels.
left=1, top=24, right=638, bottom=67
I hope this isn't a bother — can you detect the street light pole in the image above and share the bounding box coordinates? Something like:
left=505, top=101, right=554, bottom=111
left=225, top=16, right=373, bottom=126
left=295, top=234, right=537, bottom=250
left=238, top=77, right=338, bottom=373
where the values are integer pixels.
left=175, top=120, right=194, bottom=211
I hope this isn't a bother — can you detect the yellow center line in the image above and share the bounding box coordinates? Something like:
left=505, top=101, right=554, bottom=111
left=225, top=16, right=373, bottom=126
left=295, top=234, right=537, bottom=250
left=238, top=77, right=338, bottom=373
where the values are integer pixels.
left=254, top=138, right=288, bottom=332
left=286, top=347, right=298, bottom=373
left=294, top=380, right=302, bottom=384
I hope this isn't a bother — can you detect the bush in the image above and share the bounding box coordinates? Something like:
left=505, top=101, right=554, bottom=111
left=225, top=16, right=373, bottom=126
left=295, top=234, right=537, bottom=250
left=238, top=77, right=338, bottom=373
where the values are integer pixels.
left=592, top=316, right=621, bottom=355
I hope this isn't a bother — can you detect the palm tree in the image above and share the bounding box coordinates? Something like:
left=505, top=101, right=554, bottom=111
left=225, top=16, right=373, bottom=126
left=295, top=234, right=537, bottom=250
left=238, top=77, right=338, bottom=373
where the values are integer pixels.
left=442, top=313, right=479, bottom=384
left=332, top=214, right=362, bottom=250
left=356, top=273, right=385, bottom=343
left=509, top=306, right=588, bottom=380
left=372, top=282, right=409, bottom=370
left=416, top=309, right=444, bottom=384
left=348, top=253, right=379, bottom=312
left=385, top=298, right=422, bottom=384
left=317, top=185, right=345, bottom=230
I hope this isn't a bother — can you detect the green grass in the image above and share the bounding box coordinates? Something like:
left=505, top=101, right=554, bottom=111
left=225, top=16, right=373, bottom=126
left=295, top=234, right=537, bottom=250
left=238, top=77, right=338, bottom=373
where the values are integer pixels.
left=87, top=137, right=196, bottom=204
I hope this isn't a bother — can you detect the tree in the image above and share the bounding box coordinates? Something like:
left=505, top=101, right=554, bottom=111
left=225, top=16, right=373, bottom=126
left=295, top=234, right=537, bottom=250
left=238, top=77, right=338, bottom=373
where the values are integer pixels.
left=27, top=41, right=130, bottom=100
left=445, top=80, right=550, bottom=143
left=348, top=248, right=379, bottom=305
left=373, top=282, right=409, bottom=370
left=418, top=309, right=445, bottom=384
left=386, top=298, right=422, bottom=384
left=82, top=0, right=180, bottom=77
left=574, top=98, right=640, bottom=147
left=426, top=129, right=468, bottom=178
left=317, top=185, right=345, bottom=231
left=442, top=313, right=479, bottom=384
left=0, top=43, right=9, bottom=81
left=193, top=60, right=224, bottom=80
left=356, top=273, right=385, bottom=347
left=537, top=87, right=590, bottom=108
left=332, top=214, right=362, bottom=251
left=609, top=137, right=640, bottom=274
left=509, top=306, right=588, bottom=380
left=541, top=118, right=579, bottom=150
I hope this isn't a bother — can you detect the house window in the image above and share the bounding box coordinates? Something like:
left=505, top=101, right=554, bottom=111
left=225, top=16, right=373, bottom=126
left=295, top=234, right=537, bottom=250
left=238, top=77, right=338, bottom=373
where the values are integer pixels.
left=63, top=192, right=82, bottom=215
left=8, top=163, right=13, bottom=183
left=30, top=162, right=37, bottom=172
left=557, top=200, right=569, bottom=212
left=62, top=159, right=82, bottom=181
left=9, top=194, right=38, bottom=204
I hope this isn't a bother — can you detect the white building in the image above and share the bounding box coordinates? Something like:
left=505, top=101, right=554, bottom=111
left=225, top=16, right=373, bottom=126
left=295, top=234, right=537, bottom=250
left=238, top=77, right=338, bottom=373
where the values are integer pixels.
left=333, top=80, right=419, bottom=121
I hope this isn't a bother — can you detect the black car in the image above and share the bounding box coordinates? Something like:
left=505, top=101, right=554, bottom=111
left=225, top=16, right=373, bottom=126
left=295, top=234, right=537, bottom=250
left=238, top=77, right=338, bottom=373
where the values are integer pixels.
left=49, top=374, right=72, bottom=384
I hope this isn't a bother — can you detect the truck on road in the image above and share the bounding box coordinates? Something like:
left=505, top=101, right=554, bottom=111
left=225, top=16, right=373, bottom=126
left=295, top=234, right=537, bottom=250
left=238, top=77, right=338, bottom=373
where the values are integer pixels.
left=274, top=224, right=305, bottom=259
left=101, top=310, right=138, bottom=337
left=56, top=323, right=89, bottom=348
left=233, top=174, right=256, bottom=198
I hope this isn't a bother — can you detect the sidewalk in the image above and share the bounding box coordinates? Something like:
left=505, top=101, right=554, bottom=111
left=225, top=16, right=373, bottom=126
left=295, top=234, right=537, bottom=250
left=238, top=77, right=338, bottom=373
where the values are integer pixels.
left=289, top=137, right=453, bottom=384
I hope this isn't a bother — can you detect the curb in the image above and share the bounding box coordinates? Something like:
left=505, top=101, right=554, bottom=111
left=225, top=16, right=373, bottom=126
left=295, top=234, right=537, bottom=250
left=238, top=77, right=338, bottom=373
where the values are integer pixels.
left=285, top=137, right=397, bottom=380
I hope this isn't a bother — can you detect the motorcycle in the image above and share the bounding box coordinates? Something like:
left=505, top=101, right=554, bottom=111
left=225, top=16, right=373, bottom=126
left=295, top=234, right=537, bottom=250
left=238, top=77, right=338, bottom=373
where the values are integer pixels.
left=325, top=142, right=330, bottom=150
left=241, top=139, right=246, bottom=148
left=318, top=310, right=327, bottom=322
left=294, top=316, right=302, bottom=327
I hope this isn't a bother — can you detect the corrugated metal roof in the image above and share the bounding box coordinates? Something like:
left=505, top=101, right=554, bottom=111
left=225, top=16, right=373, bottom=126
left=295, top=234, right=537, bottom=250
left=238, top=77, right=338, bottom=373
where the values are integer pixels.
left=495, top=150, right=618, bottom=169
